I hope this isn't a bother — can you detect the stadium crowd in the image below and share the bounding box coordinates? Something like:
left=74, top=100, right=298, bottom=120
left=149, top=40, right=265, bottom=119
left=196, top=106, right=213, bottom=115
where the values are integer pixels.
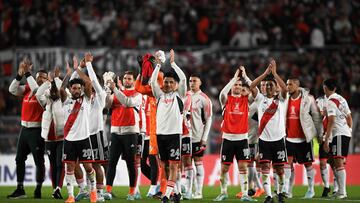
left=1, top=0, right=360, bottom=48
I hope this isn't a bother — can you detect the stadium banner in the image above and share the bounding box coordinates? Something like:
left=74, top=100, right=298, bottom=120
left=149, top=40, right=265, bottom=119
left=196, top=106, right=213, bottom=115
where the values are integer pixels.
left=1, top=154, right=360, bottom=186
left=7, top=47, right=243, bottom=77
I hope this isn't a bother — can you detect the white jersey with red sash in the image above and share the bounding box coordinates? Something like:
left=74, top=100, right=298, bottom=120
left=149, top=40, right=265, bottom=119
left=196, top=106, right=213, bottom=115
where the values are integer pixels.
left=221, top=95, right=249, bottom=140
left=63, top=96, right=91, bottom=141
left=255, top=93, right=286, bottom=142
left=325, top=93, right=351, bottom=139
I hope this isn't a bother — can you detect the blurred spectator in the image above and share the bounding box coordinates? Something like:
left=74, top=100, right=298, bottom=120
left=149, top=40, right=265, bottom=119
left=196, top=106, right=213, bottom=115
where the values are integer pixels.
left=230, top=24, right=251, bottom=48
left=1, top=0, right=359, bottom=49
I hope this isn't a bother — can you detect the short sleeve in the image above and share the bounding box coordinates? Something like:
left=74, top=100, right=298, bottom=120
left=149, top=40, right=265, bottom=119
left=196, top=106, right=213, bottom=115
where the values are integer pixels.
left=326, top=100, right=337, bottom=116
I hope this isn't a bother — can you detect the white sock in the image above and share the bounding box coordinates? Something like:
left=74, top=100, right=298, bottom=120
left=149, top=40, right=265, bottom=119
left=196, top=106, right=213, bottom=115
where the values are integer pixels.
left=76, top=178, right=87, bottom=192
left=278, top=173, right=285, bottom=193
left=192, top=167, right=197, bottom=194
left=289, top=169, right=295, bottom=195
left=239, top=170, right=248, bottom=196
left=320, top=165, right=330, bottom=188
left=306, top=166, right=315, bottom=193
left=333, top=169, right=339, bottom=192
left=274, top=173, right=279, bottom=192
left=97, top=187, right=103, bottom=195
left=66, top=172, right=76, bottom=197
left=148, top=185, right=157, bottom=195
left=184, top=166, right=194, bottom=194
left=248, top=166, right=255, bottom=189
left=255, top=167, right=263, bottom=189
left=262, top=173, right=272, bottom=197
left=135, top=166, right=141, bottom=193
left=165, top=181, right=175, bottom=198
left=337, top=168, right=346, bottom=196
left=87, top=169, right=96, bottom=191
left=176, top=170, right=181, bottom=195
left=284, top=165, right=291, bottom=194
left=195, top=162, right=204, bottom=194
left=220, top=171, right=228, bottom=194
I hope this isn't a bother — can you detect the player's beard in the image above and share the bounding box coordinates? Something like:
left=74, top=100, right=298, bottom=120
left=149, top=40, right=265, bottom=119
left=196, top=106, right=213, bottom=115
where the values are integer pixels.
left=71, top=92, right=80, bottom=99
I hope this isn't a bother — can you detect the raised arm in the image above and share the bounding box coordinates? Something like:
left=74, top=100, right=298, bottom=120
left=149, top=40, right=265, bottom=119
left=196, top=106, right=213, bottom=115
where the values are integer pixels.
left=135, top=75, right=153, bottom=95
left=270, top=60, right=287, bottom=99
left=170, top=49, right=187, bottom=98
left=219, top=69, right=240, bottom=107
left=84, top=53, right=106, bottom=106
left=108, top=81, right=142, bottom=107
left=75, top=67, right=92, bottom=99
left=150, top=63, right=163, bottom=99
left=35, top=80, right=50, bottom=107
left=250, top=63, right=272, bottom=98
left=60, top=62, right=73, bottom=103
left=84, top=52, right=102, bottom=93
left=9, top=61, right=28, bottom=96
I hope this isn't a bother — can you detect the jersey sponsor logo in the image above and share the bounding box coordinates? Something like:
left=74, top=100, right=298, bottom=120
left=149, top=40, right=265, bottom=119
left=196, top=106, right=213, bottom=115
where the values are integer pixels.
left=163, top=98, right=175, bottom=104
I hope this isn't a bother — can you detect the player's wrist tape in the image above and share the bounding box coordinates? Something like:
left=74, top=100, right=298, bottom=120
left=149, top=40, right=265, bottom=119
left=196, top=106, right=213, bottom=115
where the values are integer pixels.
left=25, top=72, right=31, bottom=78
left=15, top=74, right=22, bottom=81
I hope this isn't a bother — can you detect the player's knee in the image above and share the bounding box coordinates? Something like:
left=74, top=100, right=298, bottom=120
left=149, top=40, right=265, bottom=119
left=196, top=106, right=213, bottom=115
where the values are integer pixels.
left=221, top=164, right=230, bottom=173
left=275, top=165, right=284, bottom=175
left=83, top=163, right=93, bottom=173
left=261, top=162, right=270, bottom=171
left=238, top=162, right=248, bottom=171
left=304, top=163, right=312, bottom=168
left=194, top=156, right=202, bottom=162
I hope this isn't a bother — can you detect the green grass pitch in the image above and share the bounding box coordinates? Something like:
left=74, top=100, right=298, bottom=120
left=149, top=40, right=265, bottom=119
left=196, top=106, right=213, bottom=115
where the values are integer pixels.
left=1, top=185, right=360, bottom=202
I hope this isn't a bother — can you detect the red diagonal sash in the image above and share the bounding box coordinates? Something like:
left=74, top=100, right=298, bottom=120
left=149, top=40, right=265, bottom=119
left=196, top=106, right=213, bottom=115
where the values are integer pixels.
left=258, top=99, right=279, bottom=136
left=322, top=98, right=340, bottom=133
left=64, top=97, right=83, bottom=138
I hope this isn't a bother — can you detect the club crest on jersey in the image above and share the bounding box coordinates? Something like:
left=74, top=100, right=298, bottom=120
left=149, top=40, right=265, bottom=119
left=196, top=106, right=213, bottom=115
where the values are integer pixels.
left=290, top=106, right=296, bottom=115
left=234, top=103, right=240, bottom=110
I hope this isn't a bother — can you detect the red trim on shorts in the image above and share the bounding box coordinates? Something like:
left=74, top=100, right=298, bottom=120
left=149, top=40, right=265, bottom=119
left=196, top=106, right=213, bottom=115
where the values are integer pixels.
left=80, top=160, right=96, bottom=163
left=169, top=160, right=181, bottom=163
left=194, top=161, right=203, bottom=166
left=332, top=156, right=346, bottom=159
left=222, top=162, right=232, bottom=165
left=259, top=160, right=271, bottom=163
left=63, top=160, right=76, bottom=163
left=193, top=148, right=206, bottom=154
left=237, top=159, right=251, bottom=163
left=300, top=161, right=314, bottom=165
left=182, top=154, right=192, bottom=157
left=319, top=158, right=328, bottom=160
left=273, top=162, right=287, bottom=166
left=287, top=156, right=294, bottom=158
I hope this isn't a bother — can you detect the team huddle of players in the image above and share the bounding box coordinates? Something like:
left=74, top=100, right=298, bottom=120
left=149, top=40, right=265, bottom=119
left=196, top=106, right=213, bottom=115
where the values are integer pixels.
left=7, top=50, right=352, bottom=203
